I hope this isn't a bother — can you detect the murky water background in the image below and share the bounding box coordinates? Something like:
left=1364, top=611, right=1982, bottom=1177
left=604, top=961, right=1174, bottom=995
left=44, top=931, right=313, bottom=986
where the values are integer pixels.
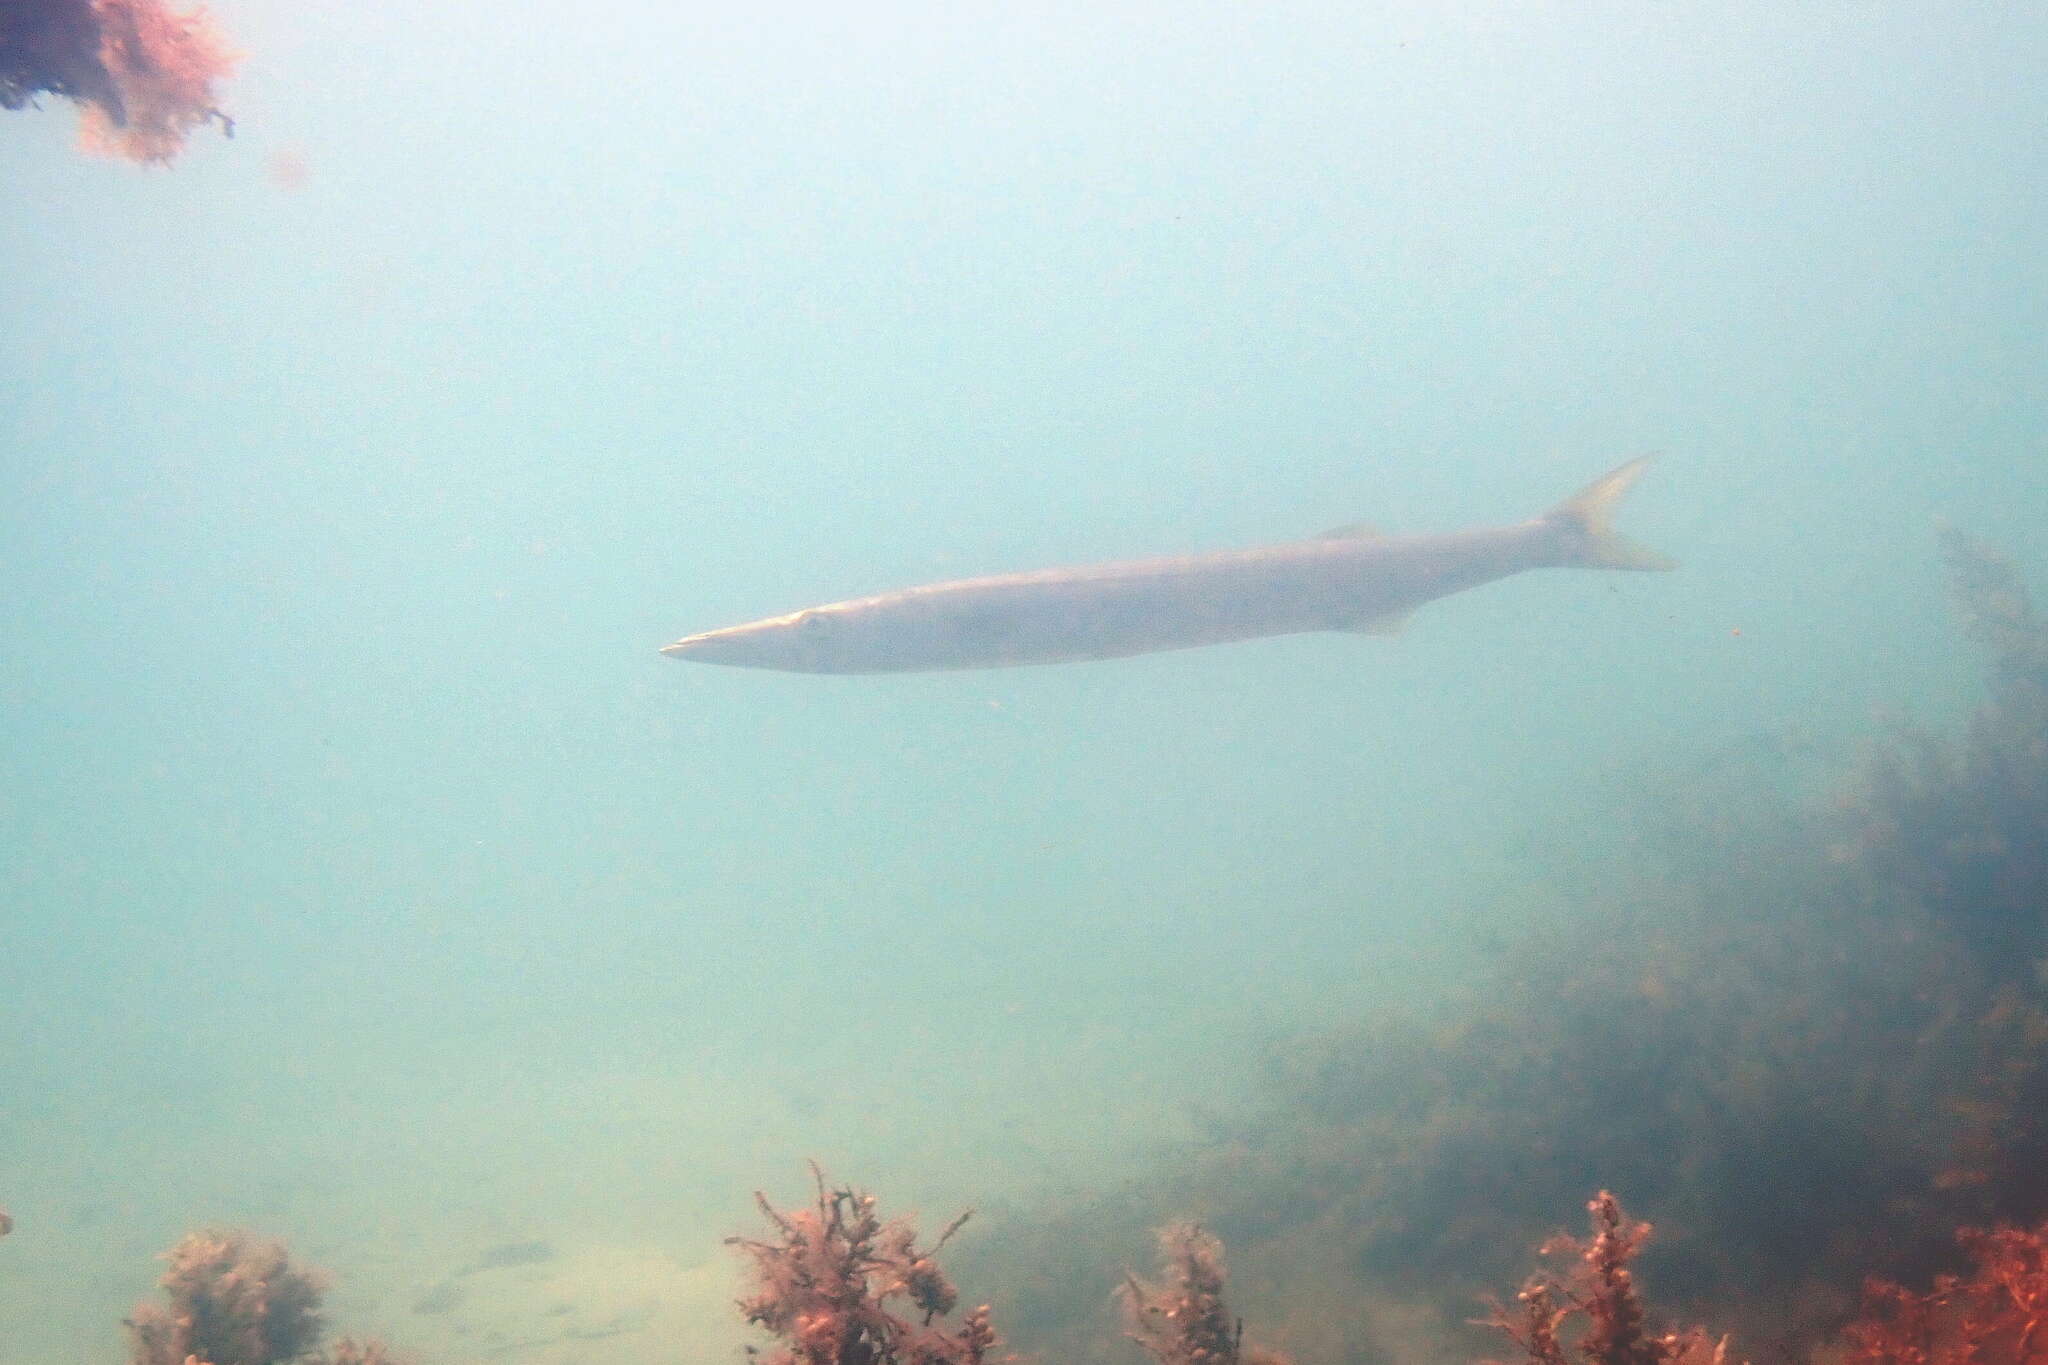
left=3, top=4, right=2044, bottom=1361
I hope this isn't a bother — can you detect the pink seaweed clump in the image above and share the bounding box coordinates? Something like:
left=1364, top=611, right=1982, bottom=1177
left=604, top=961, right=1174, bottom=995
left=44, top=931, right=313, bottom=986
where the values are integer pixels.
left=1, top=0, right=236, bottom=162
left=1484, top=1192, right=1729, bottom=1365
left=1120, top=1221, right=1294, bottom=1365
left=730, top=1166, right=997, bottom=1365
left=124, top=1228, right=327, bottom=1365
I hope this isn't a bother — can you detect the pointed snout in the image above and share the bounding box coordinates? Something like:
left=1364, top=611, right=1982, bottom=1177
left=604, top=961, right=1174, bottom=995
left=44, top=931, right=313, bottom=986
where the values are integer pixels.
left=658, top=627, right=748, bottom=663
left=659, top=614, right=818, bottom=670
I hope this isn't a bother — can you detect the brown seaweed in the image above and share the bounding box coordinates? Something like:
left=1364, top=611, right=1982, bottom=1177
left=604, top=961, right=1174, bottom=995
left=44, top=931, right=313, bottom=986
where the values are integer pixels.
left=124, top=1229, right=328, bottom=1365
left=122, top=1227, right=406, bottom=1365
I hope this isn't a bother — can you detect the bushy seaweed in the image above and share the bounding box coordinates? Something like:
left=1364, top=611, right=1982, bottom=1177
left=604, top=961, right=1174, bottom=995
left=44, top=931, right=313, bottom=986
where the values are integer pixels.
left=729, top=1166, right=997, bottom=1365
left=124, top=1229, right=328, bottom=1365
left=1120, top=1222, right=1293, bottom=1365
left=1843, top=1218, right=2048, bottom=1365
left=1483, top=1193, right=1727, bottom=1365
left=122, top=1227, right=404, bottom=1365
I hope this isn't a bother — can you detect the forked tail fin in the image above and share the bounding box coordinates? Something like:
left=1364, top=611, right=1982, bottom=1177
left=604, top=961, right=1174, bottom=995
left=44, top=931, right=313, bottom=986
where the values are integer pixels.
left=1544, top=456, right=1677, bottom=571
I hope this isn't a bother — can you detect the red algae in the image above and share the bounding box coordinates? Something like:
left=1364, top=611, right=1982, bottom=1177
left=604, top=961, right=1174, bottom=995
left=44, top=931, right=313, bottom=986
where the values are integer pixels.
left=1, top=0, right=235, bottom=162
left=1485, top=1193, right=1729, bottom=1365
left=729, top=1165, right=996, bottom=1365
left=1843, top=1222, right=2048, bottom=1365
left=1120, top=1221, right=1294, bottom=1365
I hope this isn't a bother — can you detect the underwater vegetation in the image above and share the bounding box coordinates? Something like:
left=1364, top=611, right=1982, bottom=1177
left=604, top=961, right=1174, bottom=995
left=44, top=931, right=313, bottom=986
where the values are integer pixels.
left=0, top=0, right=235, bottom=161
left=727, top=1166, right=997, bottom=1365
left=1485, top=1193, right=2048, bottom=1365
left=122, top=1228, right=401, bottom=1365
left=1482, top=1193, right=1728, bottom=1365
left=730, top=1178, right=2048, bottom=1365
left=69, top=1178, right=2048, bottom=1365
left=1843, top=1219, right=2048, bottom=1365
left=1836, top=524, right=2048, bottom=979
left=969, top=529, right=2048, bottom=1364
left=1119, top=1221, right=1293, bottom=1365
left=1481, top=1191, right=2048, bottom=1365
left=724, top=1169, right=1297, bottom=1365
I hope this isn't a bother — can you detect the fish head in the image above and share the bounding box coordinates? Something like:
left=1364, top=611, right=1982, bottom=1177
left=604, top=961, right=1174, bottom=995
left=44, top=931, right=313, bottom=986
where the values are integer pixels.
left=659, top=605, right=857, bottom=672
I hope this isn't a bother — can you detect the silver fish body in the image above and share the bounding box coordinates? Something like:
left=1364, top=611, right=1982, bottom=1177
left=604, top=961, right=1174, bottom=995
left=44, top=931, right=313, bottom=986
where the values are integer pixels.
left=661, top=458, right=1672, bottom=674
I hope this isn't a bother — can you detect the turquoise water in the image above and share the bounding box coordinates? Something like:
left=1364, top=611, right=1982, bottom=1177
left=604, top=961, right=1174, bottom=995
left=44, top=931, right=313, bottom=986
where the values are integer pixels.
left=2, top=3, right=2043, bottom=1361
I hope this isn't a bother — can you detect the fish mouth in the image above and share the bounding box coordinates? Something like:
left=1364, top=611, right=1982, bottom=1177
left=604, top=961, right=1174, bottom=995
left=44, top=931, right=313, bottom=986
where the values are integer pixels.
left=660, top=622, right=787, bottom=667
left=659, top=631, right=721, bottom=659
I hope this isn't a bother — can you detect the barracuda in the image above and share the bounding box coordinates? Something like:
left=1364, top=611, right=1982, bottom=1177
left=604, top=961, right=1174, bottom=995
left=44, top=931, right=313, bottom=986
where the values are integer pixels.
left=659, top=458, right=1673, bottom=674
